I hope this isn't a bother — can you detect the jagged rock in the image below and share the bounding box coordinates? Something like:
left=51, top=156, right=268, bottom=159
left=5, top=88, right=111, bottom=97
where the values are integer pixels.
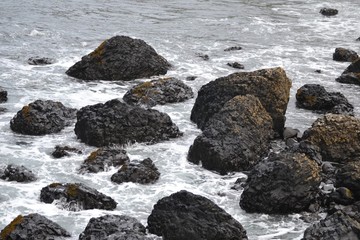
left=10, top=100, right=77, bottom=135
left=240, top=152, right=321, bottom=214
left=79, top=146, right=129, bottom=173
left=301, top=114, right=360, bottom=163
left=0, top=213, right=70, bottom=240
left=51, top=145, right=82, bottom=158
left=40, top=183, right=117, bottom=211
left=336, top=162, right=360, bottom=200
left=333, top=48, right=358, bottom=62
left=188, top=95, right=273, bottom=174
left=190, top=67, right=291, bottom=136
left=224, top=46, right=242, bottom=51
left=111, top=158, right=160, bottom=184
left=147, top=190, right=248, bottom=240
left=336, top=58, right=360, bottom=85
left=74, top=99, right=182, bottom=147
left=123, top=77, right=194, bottom=107
left=296, top=84, right=353, bottom=115
left=0, top=87, right=7, bottom=103
left=320, top=8, right=338, bottom=16
left=27, top=56, right=55, bottom=65
left=227, top=62, right=244, bottom=69
left=66, top=35, right=171, bottom=81
left=79, top=215, right=148, bottom=240
left=0, top=164, right=36, bottom=182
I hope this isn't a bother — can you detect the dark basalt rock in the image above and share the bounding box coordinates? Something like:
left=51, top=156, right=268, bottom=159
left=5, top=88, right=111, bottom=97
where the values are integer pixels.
left=190, top=67, right=291, bottom=136
left=51, top=145, right=82, bottom=158
left=66, top=35, right=171, bottom=81
left=336, top=58, right=360, bottom=85
left=147, top=190, right=248, bottom=240
left=333, top=48, right=358, bottom=62
left=0, top=164, right=36, bottom=182
left=111, top=158, right=160, bottom=184
left=74, top=99, right=182, bottom=147
left=0, top=213, right=70, bottom=240
left=79, top=146, right=129, bottom=173
left=10, top=100, right=77, bottom=135
left=188, top=95, right=274, bottom=174
left=336, top=162, right=360, bottom=200
left=27, top=56, right=55, bottom=65
left=240, top=152, right=321, bottom=214
left=320, top=8, right=338, bottom=16
left=227, top=62, right=244, bottom=69
left=0, top=87, right=7, bottom=103
left=296, top=84, right=354, bottom=115
left=40, top=183, right=117, bottom=211
left=79, top=215, right=148, bottom=240
left=224, top=46, right=242, bottom=51
left=123, top=77, right=194, bottom=108
left=301, top=114, right=360, bottom=163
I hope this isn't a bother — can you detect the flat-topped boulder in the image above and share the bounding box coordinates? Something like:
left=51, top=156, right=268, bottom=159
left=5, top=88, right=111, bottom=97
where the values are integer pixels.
left=0, top=164, right=36, bottom=182
left=10, top=100, right=77, bottom=135
left=333, top=48, right=358, bottom=62
left=66, top=35, right=171, bottom=81
left=75, top=99, right=182, bottom=147
left=336, top=58, right=360, bottom=85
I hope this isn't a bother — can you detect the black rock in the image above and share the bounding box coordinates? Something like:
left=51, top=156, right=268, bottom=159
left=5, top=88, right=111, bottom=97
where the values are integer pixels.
left=74, top=99, right=182, bottom=147
left=0, top=87, right=7, bottom=103
left=27, top=56, right=55, bottom=65
left=10, top=100, right=77, bottom=135
left=147, top=190, right=248, bottom=240
left=0, top=213, right=71, bottom=240
left=227, top=62, right=244, bottom=69
left=0, top=164, right=36, bottom=182
left=320, top=8, right=338, bottom=16
left=40, top=183, right=117, bottom=211
left=224, top=46, right=242, bottom=51
left=333, top=48, right=358, bottom=62
left=185, top=76, right=197, bottom=81
left=123, top=77, right=194, bottom=107
left=336, top=58, right=360, bottom=85
left=356, top=37, right=360, bottom=42
left=111, top=158, right=160, bottom=184
left=51, top=145, right=82, bottom=158
left=66, top=36, right=171, bottom=81
left=315, top=69, right=322, bottom=73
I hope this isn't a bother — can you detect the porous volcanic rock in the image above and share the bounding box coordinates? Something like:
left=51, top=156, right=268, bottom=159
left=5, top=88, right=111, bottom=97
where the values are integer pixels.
left=336, top=58, right=360, bottom=85
left=240, top=152, right=321, bottom=214
left=40, top=183, right=117, bottom=211
left=0, top=164, right=36, bottom=182
left=51, top=145, right=82, bottom=158
left=190, top=67, right=291, bottom=136
left=74, top=99, right=182, bottom=147
left=336, top=162, right=360, bottom=200
left=123, top=77, right=194, bottom=107
left=10, top=100, right=77, bottom=135
left=0, top=87, right=7, bottom=103
left=333, top=48, right=358, bottom=62
left=66, top=35, right=171, bottom=81
left=296, top=84, right=353, bottom=115
left=28, top=56, right=55, bottom=65
left=188, top=95, right=273, bottom=174
left=0, top=213, right=70, bottom=240
left=320, top=8, right=338, bottom=16
left=147, top=190, right=248, bottom=240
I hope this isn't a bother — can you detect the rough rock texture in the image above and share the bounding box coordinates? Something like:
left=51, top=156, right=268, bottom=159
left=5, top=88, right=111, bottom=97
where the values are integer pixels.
left=240, top=152, right=321, bottom=214
left=0, top=87, right=7, bottom=103
left=147, top=190, right=248, bottom=240
left=336, top=58, right=360, bottom=85
left=188, top=95, right=274, bottom=174
left=227, top=62, right=244, bottom=69
left=51, top=145, right=82, bottom=158
left=301, top=114, right=360, bottom=163
left=190, top=67, right=291, bottom=136
left=27, top=57, right=55, bottom=65
left=66, top=35, right=171, bottom=81
left=0, top=164, right=36, bottom=182
left=40, top=183, right=117, bottom=211
left=333, top=48, right=358, bottom=62
left=320, top=8, right=338, bottom=16
left=123, top=77, right=194, bottom=107
left=111, top=158, right=160, bottom=184
left=75, top=99, right=182, bottom=147
left=336, top=162, right=360, bottom=200
left=296, top=84, right=353, bottom=115
left=10, top=100, right=77, bottom=135
left=79, top=215, right=148, bottom=240
left=0, top=213, right=70, bottom=240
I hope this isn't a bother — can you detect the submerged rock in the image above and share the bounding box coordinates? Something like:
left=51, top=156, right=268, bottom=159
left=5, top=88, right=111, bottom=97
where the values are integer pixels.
left=51, top=145, right=82, bottom=158
left=0, top=213, right=71, bottom=240
left=227, top=62, right=244, bottom=69
left=333, top=48, right=358, bottom=62
left=123, top=77, right=194, bottom=107
left=66, top=35, right=171, bottom=81
left=147, top=190, right=248, bottom=240
left=336, top=58, right=360, bottom=85
left=320, top=8, right=338, bottom=16
left=0, top=164, right=36, bottom=182
left=0, top=87, right=7, bottom=103
left=75, top=99, right=182, bottom=147
left=224, top=46, right=242, bottom=51
left=27, top=56, right=55, bottom=65
left=10, top=100, right=77, bottom=135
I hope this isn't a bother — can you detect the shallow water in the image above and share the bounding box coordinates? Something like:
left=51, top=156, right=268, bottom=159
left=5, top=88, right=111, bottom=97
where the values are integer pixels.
left=0, top=0, right=359, bottom=239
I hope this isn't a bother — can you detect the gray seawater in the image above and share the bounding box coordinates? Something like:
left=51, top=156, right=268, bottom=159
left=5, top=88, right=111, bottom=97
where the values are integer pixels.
left=0, top=0, right=359, bottom=239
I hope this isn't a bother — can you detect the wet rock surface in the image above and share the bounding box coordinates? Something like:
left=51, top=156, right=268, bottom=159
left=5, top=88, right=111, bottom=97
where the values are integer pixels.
left=0, top=164, right=36, bottom=182
left=227, top=62, right=244, bottom=69
left=333, top=47, right=358, bottom=62
left=336, top=162, right=360, bottom=200
left=336, top=58, right=360, bottom=85
left=0, top=87, right=7, bottom=103
left=319, top=8, right=338, bottom=16
left=224, top=46, right=242, bottom=51
left=27, top=56, right=55, bottom=65
left=51, top=145, right=82, bottom=158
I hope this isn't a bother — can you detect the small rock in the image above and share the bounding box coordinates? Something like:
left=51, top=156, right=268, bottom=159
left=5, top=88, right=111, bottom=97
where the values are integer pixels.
left=0, top=164, right=36, bottom=182
left=186, top=76, right=197, bottom=81
left=52, top=145, right=82, bottom=158
left=224, top=46, right=242, bottom=51
left=0, top=87, right=8, bottom=103
left=320, top=8, right=338, bottom=16
left=197, top=53, right=209, bottom=61
left=333, top=48, right=358, bottom=62
left=27, top=57, right=55, bottom=65
left=283, top=127, right=300, bottom=140
left=315, top=69, right=322, bottom=73
left=227, top=62, right=244, bottom=69
left=356, top=37, right=360, bottom=42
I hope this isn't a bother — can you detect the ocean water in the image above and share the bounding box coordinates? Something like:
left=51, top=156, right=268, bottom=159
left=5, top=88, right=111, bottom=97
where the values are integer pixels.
left=0, top=0, right=359, bottom=239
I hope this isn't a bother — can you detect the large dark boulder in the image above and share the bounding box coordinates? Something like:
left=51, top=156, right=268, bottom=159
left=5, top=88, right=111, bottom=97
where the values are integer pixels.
left=336, top=162, right=360, bottom=200
left=111, top=158, right=160, bottom=184
left=190, top=67, right=291, bottom=136
left=74, top=99, right=182, bottom=147
left=79, top=146, right=129, bottom=173
left=333, top=48, right=358, bottom=62
left=320, top=8, right=338, bottom=16
left=240, top=152, right=321, bottom=214
left=336, top=58, right=360, bottom=85
left=301, top=114, right=360, bottom=163
left=296, top=84, right=353, bottom=115
left=123, top=77, right=194, bottom=107
left=79, top=215, right=149, bottom=240
left=27, top=56, right=55, bottom=65
left=66, top=35, right=171, bottom=81
left=10, top=100, right=77, bottom=135
left=0, top=213, right=71, bottom=240
left=0, top=164, right=36, bottom=182
left=40, top=183, right=117, bottom=211
left=147, top=190, right=248, bottom=240
left=188, top=95, right=274, bottom=174
left=0, top=87, right=7, bottom=103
